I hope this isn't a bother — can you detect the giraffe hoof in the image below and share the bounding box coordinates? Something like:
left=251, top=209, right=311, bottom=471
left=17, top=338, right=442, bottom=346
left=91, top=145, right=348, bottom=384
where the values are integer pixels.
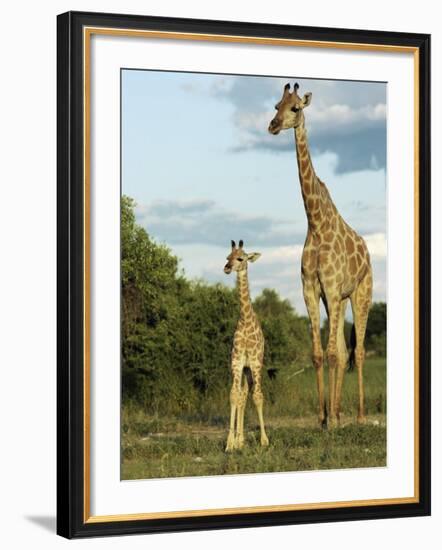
left=328, top=417, right=339, bottom=429
left=235, top=437, right=245, bottom=449
left=225, top=433, right=236, bottom=452
left=261, top=434, right=269, bottom=447
left=357, top=415, right=367, bottom=425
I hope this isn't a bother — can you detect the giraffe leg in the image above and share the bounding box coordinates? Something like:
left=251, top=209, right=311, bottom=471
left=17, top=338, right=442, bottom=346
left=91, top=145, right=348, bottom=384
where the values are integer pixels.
left=226, top=364, right=242, bottom=452
left=250, top=366, right=269, bottom=447
left=351, top=270, right=372, bottom=424
left=334, top=298, right=349, bottom=424
left=235, top=371, right=249, bottom=449
left=303, top=277, right=326, bottom=428
left=324, top=294, right=341, bottom=428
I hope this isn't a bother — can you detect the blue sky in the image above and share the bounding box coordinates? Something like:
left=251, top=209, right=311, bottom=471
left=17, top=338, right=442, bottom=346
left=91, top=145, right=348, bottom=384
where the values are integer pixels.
left=122, top=69, right=386, bottom=316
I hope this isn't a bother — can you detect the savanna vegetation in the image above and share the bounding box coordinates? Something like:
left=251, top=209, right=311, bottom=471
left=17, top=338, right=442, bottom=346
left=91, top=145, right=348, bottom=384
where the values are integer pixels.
left=121, top=195, right=387, bottom=479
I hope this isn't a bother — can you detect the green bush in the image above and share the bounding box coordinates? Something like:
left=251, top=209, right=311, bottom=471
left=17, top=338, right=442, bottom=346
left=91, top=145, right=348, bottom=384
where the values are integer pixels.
left=121, top=196, right=316, bottom=413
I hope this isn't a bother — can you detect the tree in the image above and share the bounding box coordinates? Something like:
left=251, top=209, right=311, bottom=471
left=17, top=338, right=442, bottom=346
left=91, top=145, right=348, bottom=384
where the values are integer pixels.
left=366, top=302, right=387, bottom=356
left=176, top=282, right=238, bottom=395
left=121, top=195, right=187, bottom=406
left=121, top=195, right=182, bottom=331
left=121, top=195, right=315, bottom=411
left=366, top=302, right=387, bottom=342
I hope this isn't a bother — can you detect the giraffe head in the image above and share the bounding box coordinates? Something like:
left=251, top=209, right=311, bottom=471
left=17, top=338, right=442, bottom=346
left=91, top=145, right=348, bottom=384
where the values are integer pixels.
left=268, top=83, right=312, bottom=135
left=224, top=240, right=261, bottom=274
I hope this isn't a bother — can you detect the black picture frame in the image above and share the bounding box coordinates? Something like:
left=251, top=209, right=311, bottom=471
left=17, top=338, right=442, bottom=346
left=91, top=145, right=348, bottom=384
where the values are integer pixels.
left=57, top=10, right=431, bottom=539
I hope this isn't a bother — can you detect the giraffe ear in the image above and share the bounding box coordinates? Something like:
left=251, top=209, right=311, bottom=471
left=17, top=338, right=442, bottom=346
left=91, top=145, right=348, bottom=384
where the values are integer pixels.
left=301, top=92, right=312, bottom=107
left=247, top=252, right=261, bottom=263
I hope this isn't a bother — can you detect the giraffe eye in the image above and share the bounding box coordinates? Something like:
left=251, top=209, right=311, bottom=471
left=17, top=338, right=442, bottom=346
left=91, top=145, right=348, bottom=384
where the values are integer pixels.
left=291, top=106, right=300, bottom=113
left=237, top=258, right=244, bottom=262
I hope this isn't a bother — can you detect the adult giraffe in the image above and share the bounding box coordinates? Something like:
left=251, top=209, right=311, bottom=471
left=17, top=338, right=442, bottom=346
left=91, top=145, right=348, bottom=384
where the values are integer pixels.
left=268, top=83, right=372, bottom=428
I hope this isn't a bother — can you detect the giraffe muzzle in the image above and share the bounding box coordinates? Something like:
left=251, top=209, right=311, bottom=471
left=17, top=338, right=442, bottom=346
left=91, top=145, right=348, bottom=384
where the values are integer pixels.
left=268, top=118, right=281, bottom=135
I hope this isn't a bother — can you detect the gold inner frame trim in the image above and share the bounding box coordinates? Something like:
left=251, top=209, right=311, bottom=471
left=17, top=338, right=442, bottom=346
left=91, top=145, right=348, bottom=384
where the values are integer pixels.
left=85, top=496, right=418, bottom=524
left=82, top=26, right=420, bottom=524
left=413, top=48, right=420, bottom=502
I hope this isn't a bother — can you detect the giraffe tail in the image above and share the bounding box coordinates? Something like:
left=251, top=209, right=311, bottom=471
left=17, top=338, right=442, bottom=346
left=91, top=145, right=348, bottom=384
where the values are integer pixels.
left=347, top=323, right=356, bottom=372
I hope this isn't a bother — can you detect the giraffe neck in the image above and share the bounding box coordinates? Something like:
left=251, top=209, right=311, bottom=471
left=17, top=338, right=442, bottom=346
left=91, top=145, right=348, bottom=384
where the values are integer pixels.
left=295, top=124, right=324, bottom=232
left=237, top=269, right=253, bottom=321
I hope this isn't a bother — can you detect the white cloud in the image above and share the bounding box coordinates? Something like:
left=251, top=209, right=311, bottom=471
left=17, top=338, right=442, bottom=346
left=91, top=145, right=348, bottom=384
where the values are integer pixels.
left=233, top=102, right=386, bottom=142
left=363, top=232, right=387, bottom=259
left=135, top=199, right=304, bottom=247
left=257, top=244, right=304, bottom=265
left=214, top=75, right=387, bottom=173
left=308, top=103, right=386, bottom=132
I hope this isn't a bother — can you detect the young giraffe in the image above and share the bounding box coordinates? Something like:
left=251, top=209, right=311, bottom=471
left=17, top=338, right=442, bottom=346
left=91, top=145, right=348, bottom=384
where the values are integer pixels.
left=224, top=240, right=269, bottom=451
left=268, top=83, right=372, bottom=428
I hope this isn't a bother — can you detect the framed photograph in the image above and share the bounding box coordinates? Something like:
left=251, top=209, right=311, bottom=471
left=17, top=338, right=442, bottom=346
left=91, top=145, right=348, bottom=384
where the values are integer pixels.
left=57, top=11, right=431, bottom=539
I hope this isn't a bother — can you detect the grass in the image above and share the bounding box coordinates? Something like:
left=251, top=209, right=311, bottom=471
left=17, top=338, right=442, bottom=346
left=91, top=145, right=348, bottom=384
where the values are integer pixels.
left=122, top=357, right=386, bottom=480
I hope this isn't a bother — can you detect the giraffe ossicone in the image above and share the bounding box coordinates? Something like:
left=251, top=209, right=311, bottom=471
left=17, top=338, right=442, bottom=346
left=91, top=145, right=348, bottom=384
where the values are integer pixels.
left=224, top=240, right=268, bottom=451
left=269, top=83, right=373, bottom=428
